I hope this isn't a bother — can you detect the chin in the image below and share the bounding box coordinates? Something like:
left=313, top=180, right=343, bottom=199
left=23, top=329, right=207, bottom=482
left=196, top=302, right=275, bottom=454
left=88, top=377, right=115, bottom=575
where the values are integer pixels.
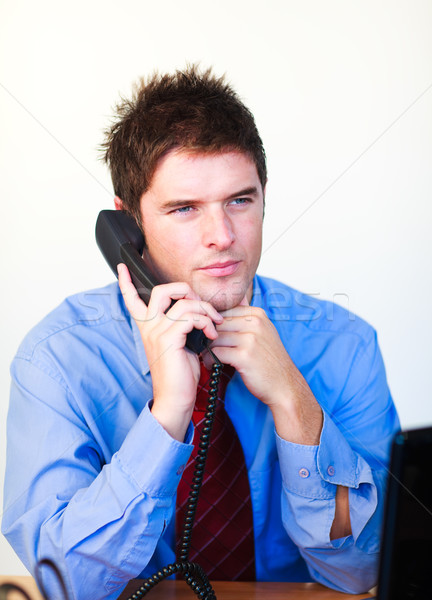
left=202, top=286, right=249, bottom=312
left=191, top=271, right=254, bottom=311
left=209, top=298, right=237, bottom=312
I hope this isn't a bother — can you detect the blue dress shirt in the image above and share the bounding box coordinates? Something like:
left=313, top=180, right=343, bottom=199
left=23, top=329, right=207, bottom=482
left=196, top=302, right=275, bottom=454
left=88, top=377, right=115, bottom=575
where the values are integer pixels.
left=2, top=275, right=400, bottom=600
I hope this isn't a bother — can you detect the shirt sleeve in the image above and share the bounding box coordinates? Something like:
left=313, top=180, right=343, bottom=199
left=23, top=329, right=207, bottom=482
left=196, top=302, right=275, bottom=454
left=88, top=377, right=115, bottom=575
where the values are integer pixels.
left=276, top=330, right=400, bottom=594
left=2, top=356, right=193, bottom=600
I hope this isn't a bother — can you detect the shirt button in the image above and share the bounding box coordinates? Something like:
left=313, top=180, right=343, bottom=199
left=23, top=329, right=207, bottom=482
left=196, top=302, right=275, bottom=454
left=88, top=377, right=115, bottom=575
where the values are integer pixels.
left=299, top=468, right=310, bottom=478
left=327, top=466, right=335, bottom=477
left=176, top=464, right=185, bottom=476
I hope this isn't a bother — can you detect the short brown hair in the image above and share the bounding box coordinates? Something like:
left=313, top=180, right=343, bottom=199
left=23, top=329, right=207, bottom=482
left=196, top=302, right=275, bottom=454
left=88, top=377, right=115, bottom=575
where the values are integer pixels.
left=102, top=65, right=267, bottom=223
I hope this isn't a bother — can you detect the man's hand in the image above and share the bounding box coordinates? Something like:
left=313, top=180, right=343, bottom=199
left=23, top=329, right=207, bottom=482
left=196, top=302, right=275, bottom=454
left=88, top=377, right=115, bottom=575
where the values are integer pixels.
left=210, top=302, right=323, bottom=446
left=117, top=263, right=223, bottom=442
left=211, top=300, right=352, bottom=539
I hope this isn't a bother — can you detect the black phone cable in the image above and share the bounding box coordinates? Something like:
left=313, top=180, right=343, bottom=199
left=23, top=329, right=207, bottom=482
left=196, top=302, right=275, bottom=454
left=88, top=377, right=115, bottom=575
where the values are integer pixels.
left=124, top=360, right=222, bottom=600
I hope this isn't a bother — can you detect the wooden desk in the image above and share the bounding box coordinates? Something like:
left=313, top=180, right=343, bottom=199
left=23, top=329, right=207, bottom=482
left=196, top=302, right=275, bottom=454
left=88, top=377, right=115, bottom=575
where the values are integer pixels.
left=0, top=576, right=374, bottom=599
left=119, top=580, right=374, bottom=599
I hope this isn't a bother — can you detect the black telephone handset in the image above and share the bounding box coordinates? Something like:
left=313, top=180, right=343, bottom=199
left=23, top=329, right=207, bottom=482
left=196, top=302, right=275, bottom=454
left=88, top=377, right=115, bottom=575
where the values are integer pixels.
left=95, top=209, right=209, bottom=354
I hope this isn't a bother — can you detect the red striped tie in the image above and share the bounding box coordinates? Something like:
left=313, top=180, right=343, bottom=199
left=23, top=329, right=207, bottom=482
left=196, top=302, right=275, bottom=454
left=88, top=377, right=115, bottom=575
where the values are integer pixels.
left=175, top=361, right=256, bottom=581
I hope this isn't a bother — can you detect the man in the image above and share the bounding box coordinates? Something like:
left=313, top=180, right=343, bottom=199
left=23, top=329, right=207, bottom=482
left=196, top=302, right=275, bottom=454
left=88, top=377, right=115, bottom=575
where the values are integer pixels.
left=2, top=66, right=399, bottom=600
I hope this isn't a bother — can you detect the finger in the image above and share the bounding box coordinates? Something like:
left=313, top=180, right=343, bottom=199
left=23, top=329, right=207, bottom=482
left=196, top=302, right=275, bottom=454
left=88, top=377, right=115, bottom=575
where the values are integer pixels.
left=209, top=331, right=238, bottom=348
left=117, top=263, right=148, bottom=320
left=162, top=312, right=220, bottom=345
left=147, top=282, right=202, bottom=316
left=219, top=304, right=255, bottom=320
left=166, top=298, right=223, bottom=326
left=206, top=346, right=238, bottom=369
left=216, top=314, right=257, bottom=334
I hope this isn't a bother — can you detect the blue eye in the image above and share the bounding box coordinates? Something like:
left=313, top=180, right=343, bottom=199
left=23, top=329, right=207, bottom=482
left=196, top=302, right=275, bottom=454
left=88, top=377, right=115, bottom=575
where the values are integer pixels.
left=173, top=206, right=193, bottom=214
left=230, top=197, right=249, bottom=205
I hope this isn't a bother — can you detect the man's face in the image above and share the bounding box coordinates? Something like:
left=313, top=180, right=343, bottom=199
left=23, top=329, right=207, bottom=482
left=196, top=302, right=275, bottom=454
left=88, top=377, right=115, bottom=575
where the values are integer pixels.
left=139, top=149, right=264, bottom=312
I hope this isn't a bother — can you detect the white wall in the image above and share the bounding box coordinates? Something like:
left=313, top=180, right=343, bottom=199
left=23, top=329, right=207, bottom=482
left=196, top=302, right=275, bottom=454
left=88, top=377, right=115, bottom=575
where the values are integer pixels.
left=1, top=0, right=431, bottom=575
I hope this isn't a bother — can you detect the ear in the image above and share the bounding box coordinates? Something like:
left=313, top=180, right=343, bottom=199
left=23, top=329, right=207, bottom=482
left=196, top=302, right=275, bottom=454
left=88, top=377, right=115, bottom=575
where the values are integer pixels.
left=114, top=196, right=123, bottom=211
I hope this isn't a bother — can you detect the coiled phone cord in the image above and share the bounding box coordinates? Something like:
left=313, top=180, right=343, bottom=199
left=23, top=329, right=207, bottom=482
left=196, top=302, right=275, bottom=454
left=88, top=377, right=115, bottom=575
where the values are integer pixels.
left=124, top=360, right=222, bottom=600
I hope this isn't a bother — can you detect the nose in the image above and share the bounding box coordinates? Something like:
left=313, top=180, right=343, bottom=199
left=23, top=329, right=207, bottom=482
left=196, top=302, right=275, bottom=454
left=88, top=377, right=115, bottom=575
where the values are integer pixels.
left=202, top=209, right=235, bottom=250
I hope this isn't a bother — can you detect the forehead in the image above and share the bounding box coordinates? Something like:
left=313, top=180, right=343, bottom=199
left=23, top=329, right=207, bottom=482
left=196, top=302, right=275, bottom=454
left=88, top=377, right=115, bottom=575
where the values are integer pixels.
left=148, top=149, right=262, bottom=198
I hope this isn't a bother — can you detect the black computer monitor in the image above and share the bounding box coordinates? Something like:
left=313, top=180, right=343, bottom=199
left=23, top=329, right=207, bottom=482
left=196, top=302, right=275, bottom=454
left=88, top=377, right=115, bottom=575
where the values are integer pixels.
left=377, top=426, right=432, bottom=600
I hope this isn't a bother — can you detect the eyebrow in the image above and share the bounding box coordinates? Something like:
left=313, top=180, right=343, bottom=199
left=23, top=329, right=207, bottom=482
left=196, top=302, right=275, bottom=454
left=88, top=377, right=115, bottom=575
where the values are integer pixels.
left=227, top=186, right=260, bottom=200
left=159, top=186, right=261, bottom=211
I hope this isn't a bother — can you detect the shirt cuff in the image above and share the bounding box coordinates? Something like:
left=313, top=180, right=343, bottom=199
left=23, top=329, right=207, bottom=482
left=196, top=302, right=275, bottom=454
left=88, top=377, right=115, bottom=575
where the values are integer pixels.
left=276, top=410, right=375, bottom=500
left=114, top=402, right=194, bottom=497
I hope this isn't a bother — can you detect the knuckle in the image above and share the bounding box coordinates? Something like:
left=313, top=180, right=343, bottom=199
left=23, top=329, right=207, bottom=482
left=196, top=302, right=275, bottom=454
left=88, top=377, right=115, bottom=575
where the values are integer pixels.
left=239, top=346, right=250, bottom=361
left=252, top=307, right=266, bottom=319
left=250, top=307, right=266, bottom=326
left=244, top=331, right=257, bottom=349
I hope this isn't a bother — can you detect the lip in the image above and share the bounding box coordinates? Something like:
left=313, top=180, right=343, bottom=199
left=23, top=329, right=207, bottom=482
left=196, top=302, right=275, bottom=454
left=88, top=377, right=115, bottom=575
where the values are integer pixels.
left=199, top=260, right=241, bottom=277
